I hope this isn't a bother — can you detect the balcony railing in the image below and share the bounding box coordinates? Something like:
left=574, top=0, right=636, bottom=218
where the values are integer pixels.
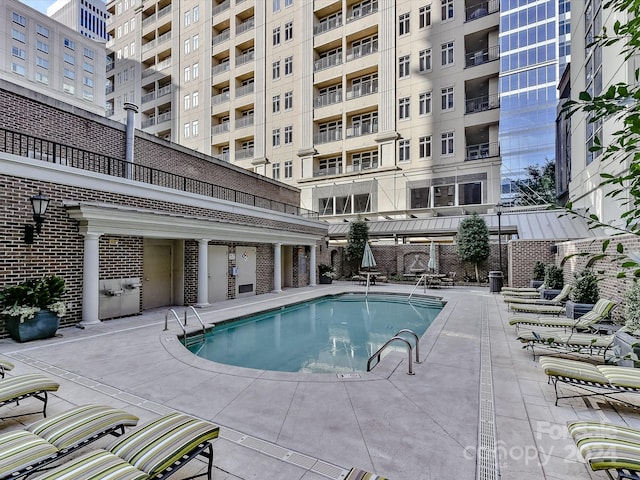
left=346, top=123, right=378, bottom=138
left=465, top=0, right=499, bottom=21
left=105, top=85, right=114, bottom=95
left=212, top=0, right=230, bottom=16
left=142, top=13, right=156, bottom=28
left=465, top=45, right=500, bottom=67
left=346, top=161, right=378, bottom=173
left=236, top=17, right=255, bottom=35
left=236, top=83, right=254, bottom=97
left=465, top=142, right=499, bottom=160
left=212, top=30, right=231, bottom=46
left=156, top=111, right=171, bottom=124
left=314, top=16, right=342, bottom=35
left=218, top=152, right=230, bottom=163
left=346, top=80, right=378, bottom=99
left=314, top=129, right=342, bottom=144
left=235, top=50, right=255, bottom=66
left=346, top=44, right=378, bottom=61
left=212, top=61, right=230, bottom=76
left=346, top=4, right=378, bottom=22
left=142, top=39, right=156, bottom=52
left=106, top=62, right=114, bottom=72
left=141, top=57, right=172, bottom=78
left=235, top=115, right=254, bottom=129
left=157, top=4, right=172, bottom=20
left=157, top=31, right=171, bottom=46
left=141, top=85, right=172, bottom=104
left=212, top=91, right=230, bottom=105
left=465, top=93, right=500, bottom=114
left=314, top=52, right=342, bottom=72
left=314, top=90, right=342, bottom=108
left=313, top=165, right=343, bottom=177
left=141, top=117, right=156, bottom=128
left=235, top=147, right=254, bottom=160
left=0, top=127, right=316, bottom=218
left=211, top=123, right=230, bottom=134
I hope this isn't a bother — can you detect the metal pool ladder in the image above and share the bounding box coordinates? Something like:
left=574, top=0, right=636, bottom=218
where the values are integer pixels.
left=163, top=307, right=208, bottom=347
left=367, top=329, right=420, bottom=375
left=408, top=274, right=428, bottom=301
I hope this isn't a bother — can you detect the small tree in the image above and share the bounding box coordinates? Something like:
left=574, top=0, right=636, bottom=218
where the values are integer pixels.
left=569, top=269, right=600, bottom=304
left=544, top=265, right=564, bottom=290
left=457, top=213, right=490, bottom=282
left=532, top=262, right=546, bottom=281
left=345, top=218, right=369, bottom=275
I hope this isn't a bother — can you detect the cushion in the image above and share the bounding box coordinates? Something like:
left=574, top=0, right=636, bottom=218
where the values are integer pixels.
left=0, top=430, right=58, bottom=475
left=0, top=374, right=59, bottom=403
left=345, top=467, right=389, bottom=480
left=30, top=449, right=147, bottom=480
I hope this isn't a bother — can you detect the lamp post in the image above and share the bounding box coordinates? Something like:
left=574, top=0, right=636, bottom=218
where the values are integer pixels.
left=496, top=203, right=503, bottom=275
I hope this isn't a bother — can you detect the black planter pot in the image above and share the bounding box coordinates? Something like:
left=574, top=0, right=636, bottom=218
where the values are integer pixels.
left=540, top=288, right=561, bottom=300
left=319, top=276, right=333, bottom=284
left=614, top=330, right=640, bottom=367
left=5, top=309, right=60, bottom=343
left=565, top=301, right=596, bottom=319
left=530, top=280, right=544, bottom=288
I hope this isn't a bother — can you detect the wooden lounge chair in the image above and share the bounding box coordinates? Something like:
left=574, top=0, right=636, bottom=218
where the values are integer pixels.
left=30, top=412, right=220, bottom=480
left=0, top=360, right=13, bottom=379
left=540, top=356, right=640, bottom=406
left=504, top=284, right=572, bottom=305
left=517, top=330, right=615, bottom=360
left=568, top=420, right=640, bottom=479
left=508, top=298, right=615, bottom=332
left=0, top=404, right=139, bottom=480
left=345, top=467, right=389, bottom=479
left=0, top=373, right=60, bottom=419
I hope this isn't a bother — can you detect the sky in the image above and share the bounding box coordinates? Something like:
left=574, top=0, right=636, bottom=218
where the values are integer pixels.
left=19, top=0, right=55, bottom=14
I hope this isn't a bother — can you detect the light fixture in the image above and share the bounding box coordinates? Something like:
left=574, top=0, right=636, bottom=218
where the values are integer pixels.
left=324, top=235, right=330, bottom=248
left=24, top=191, right=50, bottom=244
left=495, top=203, right=503, bottom=275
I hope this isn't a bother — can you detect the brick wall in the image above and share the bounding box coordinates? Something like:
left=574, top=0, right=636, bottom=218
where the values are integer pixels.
left=507, top=240, right=556, bottom=288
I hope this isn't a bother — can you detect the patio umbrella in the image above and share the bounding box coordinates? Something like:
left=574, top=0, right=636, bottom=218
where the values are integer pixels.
left=427, top=240, right=436, bottom=272
left=361, top=242, right=377, bottom=271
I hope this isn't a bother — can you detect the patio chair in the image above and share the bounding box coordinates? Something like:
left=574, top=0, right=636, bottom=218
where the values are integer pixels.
left=0, top=360, right=13, bottom=379
left=508, top=298, right=615, bottom=332
left=0, top=404, right=139, bottom=480
left=502, top=283, right=545, bottom=294
left=509, top=302, right=566, bottom=315
left=441, top=272, right=456, bottom=287
left=30, top=412, right=220, bottom=480
left=517, top=329, right=615, bottom=360
left=0, top=373, right=60, bottom=419
left=503, top=284, right=572, bottom=305
left=539, top=356, right=640, bottom=406
left=345, top=467, right=389, bottom=479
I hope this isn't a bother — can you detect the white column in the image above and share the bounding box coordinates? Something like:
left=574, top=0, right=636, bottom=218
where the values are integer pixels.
left=309, top=245, right=317, bottom=287
left=81, top=233, right=101, bottom=325
left=273, top=243, right=282, bottom=293
left=196, top=239, right=210, bottom=307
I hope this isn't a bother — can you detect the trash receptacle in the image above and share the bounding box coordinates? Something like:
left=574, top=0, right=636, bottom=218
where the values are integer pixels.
left=489, top=271, right=503, bottom=293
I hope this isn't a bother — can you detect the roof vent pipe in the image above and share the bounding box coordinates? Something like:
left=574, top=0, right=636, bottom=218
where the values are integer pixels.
left=123, top=102, right=139, bottom=180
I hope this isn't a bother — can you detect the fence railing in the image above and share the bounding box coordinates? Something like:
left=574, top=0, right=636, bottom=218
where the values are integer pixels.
left=0, top=128, right=317, bottom=219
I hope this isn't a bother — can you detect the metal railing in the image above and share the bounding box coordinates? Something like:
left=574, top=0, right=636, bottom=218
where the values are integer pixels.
left=367, top=335, right=416, bottom=375
left=235, top=50, right=255, bottom=66
left=236, top=83, right=254, bottom=97
left=0, top=128, right=318, bottom=218
left=465, top=0, right=499, bottom=21
left=314, top=53, right=342, bottom=72
left=465, top=45, right=500, bottom=68
left=314, top=90, right=342, bottom=108
left=314, top=16, right=342, bottom=35
left=211, top=123, right=230, bottom=134
left=465, top=93, right=500, bottom=114
left=212, top=0, right=230, bottom=16
left=314, top=129, right=342, bottom=144
left=212, top=30, right=230, bottom=46
left=236, top=18, right=255, bottom=35
left=465, top=142, right=500, bottom=161
left=212, top=61, right=230, bottom=76
left=346, top=123, right=378, bottom=138
left=346, top=80, right=378, bottom=99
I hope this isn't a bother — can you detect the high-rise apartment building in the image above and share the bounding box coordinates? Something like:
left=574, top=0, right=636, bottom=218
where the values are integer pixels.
left=498, top=0, right=570, bottom=204
left=106, top=0, right=502, bottom=221
left=47, top=0, right=110, bottom=41
left=0, top=0, right=105, bottom=115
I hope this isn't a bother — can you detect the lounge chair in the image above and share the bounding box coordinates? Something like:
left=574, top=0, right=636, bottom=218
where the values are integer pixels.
left=441, top=272, right=456, bottom=287
left=30, top=412, right=220, bottom=480
left=0, top=373, right=60, bottom=418
left=502, top=283, right=544, bottom=293
left=509, top=302, right=566, bottom=315
left=517, top=330, right=615, bottom=360
left=0, top=404, right=139, bottom=480
left=568, top=420, right=640, bottom=479
left=0, top=360, right=13, bottom=379
left=508, top=298, right=616, bottom=332
left=539, top=356, right=640, bottom=406
left=503, top=284, right=572, bottom=305
left=345, top=468, right=389, bottom=479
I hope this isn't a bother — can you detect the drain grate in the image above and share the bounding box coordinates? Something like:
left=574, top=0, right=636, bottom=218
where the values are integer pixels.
left=477, top=303, right=498, bottom=480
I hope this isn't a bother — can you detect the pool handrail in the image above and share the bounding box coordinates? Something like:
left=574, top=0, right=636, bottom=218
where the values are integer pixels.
left=408, top=274, right=428, bottom=301
left=367, top=336, right=415, bottom=375
left=164, top=308, right=186, bottom=338
left=184, top=306, right=208, bottom=337
left=395, top=329, right=421, bottom=364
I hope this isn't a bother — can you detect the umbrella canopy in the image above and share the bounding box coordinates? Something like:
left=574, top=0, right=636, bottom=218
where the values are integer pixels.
left=428, top=241, right=436, bottom=272
left=361, top=242, right=377, bottom=270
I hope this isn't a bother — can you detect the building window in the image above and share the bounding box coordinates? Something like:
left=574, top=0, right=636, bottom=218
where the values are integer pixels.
left=37, top=40, right=48, bottom=53
left=64, top=38, right=75, bottom=50
left=419, top=91, right=432, bottom=115
left=12, top=29, right=26, bottom=43
left=184, top=94, right=190, bottom=110
left=441, top=86, right=454, bottom=110
left=399, top=12, right=410, bottom=35
left=12, top=46, right=26, bottom=60
left=284, top=91, right=293, bottom=109
left=12, top=12, right=27, bottom=26
left=184, top=39, right=190, bottom=54
left=273, top=95, right=280, bottom=113
left=193, top=5, right=199, bottom=21
left=192, top=91, right=199, bottom=107
left=441, top=41, right=454, bottom=66
left=192, top=63, right=199, bottom=79
left=284, top=56, right=293, bottom=75
left=284, top=160, right=293, bottom=178
left=318, top=156, right=342, bottom=176
left=273, top=27, right=281, bottom=45
left=184, top=123, right=190, bottom=138
left=441, top=131, right=454, bottom=155
left=441, top=0, right=454, bottom=20
left=419, top=135, right=432, bottom=158
left=399, top=97, right=410, bottom=120
left=64, top=68, right=75, bottom=79
left=193, top=34, right=199, bottom=50
left=184, top=66, right=190, bottom=82
left=419, top=48, right=432, bottom=72
left=351, top=151, right=378, bottom=171
left=83, top=47, right=94, bottom=59
left=273, top=0, right=281, bottom=12
left=285, top=21, right=293, bottom=41
left=410, top=187, right=430, bottom=209
left=285, top=0, right=293, bottom=6
left=36, top=24, right=49, bottom=37
left=65, top=52, right=76, bottom=65
left=83, top=76, right=93, bottom=87
left=399, top=139, right=411, bottom=162
left=272, top=128, right=281, bottom=147
left=35, top=71, right=48, bottom=84
left=192, top=120, right=199, bottom=137
left=63, top=83, right=75, bottom=94
left=36, top=56, right=48, bottom=68
left=398, top=55, right=410, bottom=78
left=184, top=10, right=190, bottom=26
left=284, top=125, right=293, bottom=144
left=11, top=63, right=26, bottom=76
left=272, top=162, right=280, bottom=179
left=272, top=61, right=280, bottom=79
left=419, top=5, right=431, bottom=28
left=459, top=182, right=481, bottom=205
left=434, top=185, right=455, bottom=207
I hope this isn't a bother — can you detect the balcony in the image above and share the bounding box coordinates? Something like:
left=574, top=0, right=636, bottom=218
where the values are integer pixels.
left=346, top=80, right=378, bottom=100
left=313, top=165, right=343, bottom=177
left=218, top=152, right=230, bottom=163
left=314, top=52, right=342, bottom=72
left=156, top=111, right=171, bottom=125
left=105, top=85, right=113, bottom=95
left=236, top=50, right=255, bottom=66
left=346, top=4, right=378, bottom=22
left=157, top=31, right=171, bottom=47
left=346, top=44, right=378, bottom=61
left=211, top=123, right=230, bottom=134
left=236, top=83, right=255, bottom=97
left=236, top=17, right=255, bottom=35
left=236, top=148, right=254, bottom=160
left=141, top=57, right=171, bottom=78
left=465, top=93, right=500, bottom=114
left=212, top=91, right=230, bottom=105
left=314, top=16, right=342, bottom=35
left=465, top=45, right=500, bottom=67
left=465, top=142, right=499, bottom=160
left=106, top=62, right=114, bottom=72
left=235, top=115, right=255, bottom=129
left=314, top=90, right=342, bottom=108
left=157, top=4, right=172, bottom=20
left=465, top=0, right=499, bottom=21
left=346, top=123, right=378, bottom=138
left=314, top=129, right=342, bottom=144
left=346, top=160, right=378, bottom=173
left=142, top=14, right=156, bottom=28
left=212, top=30, right=231, bottom=46
left=212, top=61, right=230, bottom=76
left=212, top=0, right=230, bottom=16
left=142, top=39, right=156, bottom=53
left=141, top=85, right=171, bottom=104
left=141, top=117, right=156, bottom=128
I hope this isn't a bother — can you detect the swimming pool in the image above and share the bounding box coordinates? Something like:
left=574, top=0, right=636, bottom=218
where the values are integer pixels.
left=187, top=293, right=443, bottom=373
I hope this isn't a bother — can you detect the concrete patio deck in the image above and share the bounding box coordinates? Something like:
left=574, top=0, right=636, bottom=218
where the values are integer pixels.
left=0, top=282, right=636, bottom=479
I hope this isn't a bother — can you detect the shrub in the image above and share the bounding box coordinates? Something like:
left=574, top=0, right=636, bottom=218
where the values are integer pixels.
left=0, top=276, right=66, bottom=322
left=625, top=281, right=640, bottom=334
left=318, top=264, right=335, bottom=278
left=569, top=269, right=600, bottom=304
left=532, top=261, right=546, bottom=281
left=544, top=265, right=564, bottom=289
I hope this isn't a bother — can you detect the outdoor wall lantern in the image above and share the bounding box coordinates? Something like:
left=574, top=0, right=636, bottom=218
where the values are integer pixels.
left=24, top=191, right=50, bottom=244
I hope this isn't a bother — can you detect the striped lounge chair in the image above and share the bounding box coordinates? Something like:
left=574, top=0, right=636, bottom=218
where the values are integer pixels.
left=517, top=330, right=615, bottom=360
left=568, top=420, right=640, bottom=479
left=504, top=284, right=573, bottom=305
left=0, top=360, right=13, bottom=379
left=345, top=468, right=389, bottom=479
left=508, top=298, right=616, bottom=332
left=31, top=412, right=220, bottom=480
left=0, top=404, right=139, bottom=480
left=539, top=356, right=640, bottom=406
left=0, top=373, right=60, bottom=418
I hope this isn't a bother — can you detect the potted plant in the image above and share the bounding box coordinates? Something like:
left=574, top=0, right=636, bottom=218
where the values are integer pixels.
left=530, top=261, right=546, bottom=288
left=565, top=269, right=600, bottom=319
left=541, top=265, right=564, bottom=299
left=0, top=276, right=66, bottom=342
left=318, top=264, right=336, bottom=284
left=614, top=281, right=640, bottom=367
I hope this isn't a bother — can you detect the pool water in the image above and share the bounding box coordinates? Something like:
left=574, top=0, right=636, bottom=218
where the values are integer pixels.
left=188, top=294, right=443, bottom=373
